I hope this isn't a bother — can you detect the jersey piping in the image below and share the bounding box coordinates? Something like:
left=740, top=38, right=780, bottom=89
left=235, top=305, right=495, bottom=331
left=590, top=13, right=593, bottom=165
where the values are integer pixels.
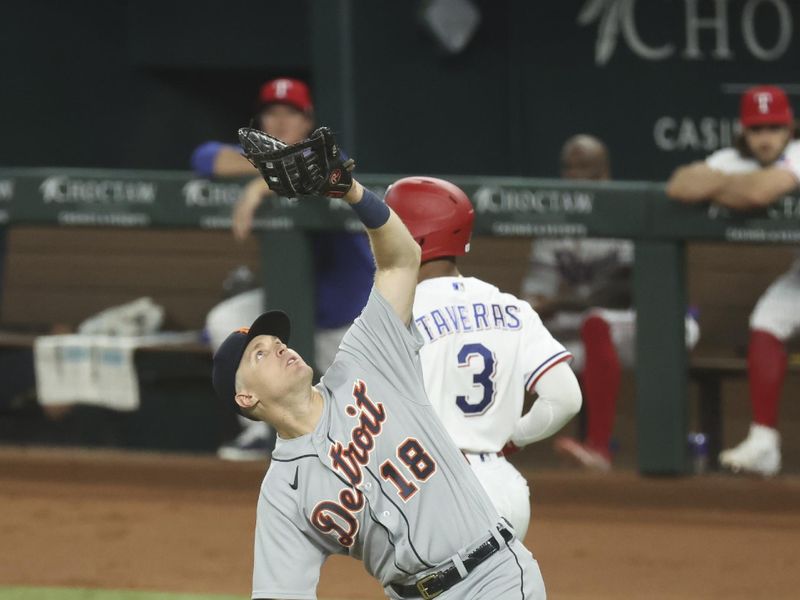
left=505, top=537, right=526, bottom=600
left=270, top=453, right=318, bottom=463
left=364, top=465, right=435, bottom=569
left=525, top=349, right=573, bottom=390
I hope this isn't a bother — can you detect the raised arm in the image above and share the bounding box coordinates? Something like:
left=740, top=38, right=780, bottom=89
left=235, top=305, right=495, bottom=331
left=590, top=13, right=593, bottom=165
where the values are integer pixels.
left=235, top=125, right=421, bottom=323
left=344, top=181, right=421, bottom=325
left=667, top=161, right=798, bottom=209
left=191, top=141, right=258, bottom=178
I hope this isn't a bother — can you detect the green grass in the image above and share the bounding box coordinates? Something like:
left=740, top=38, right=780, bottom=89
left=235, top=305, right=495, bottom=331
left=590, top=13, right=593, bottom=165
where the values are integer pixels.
left=0, top=589, right=244, bottom=600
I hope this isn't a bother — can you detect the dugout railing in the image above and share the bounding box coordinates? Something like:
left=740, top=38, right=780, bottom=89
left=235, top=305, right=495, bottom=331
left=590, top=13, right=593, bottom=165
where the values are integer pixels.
left=1, top=167, right=798, bottom=475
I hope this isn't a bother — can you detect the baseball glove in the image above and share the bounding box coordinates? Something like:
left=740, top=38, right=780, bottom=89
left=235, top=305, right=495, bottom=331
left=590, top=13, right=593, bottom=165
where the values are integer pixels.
left=237, top=126, right=355, bottom=198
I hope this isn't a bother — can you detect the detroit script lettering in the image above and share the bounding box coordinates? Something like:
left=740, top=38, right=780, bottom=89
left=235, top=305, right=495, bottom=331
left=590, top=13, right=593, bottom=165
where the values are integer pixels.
left=310, top=380, right=386, bottom=547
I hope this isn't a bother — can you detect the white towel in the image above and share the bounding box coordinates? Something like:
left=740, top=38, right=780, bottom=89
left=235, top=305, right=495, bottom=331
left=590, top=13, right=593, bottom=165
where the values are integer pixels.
left=34, top=332, right=202, bottom=412
left=34, top=335, right=94, bottom=406
left=93, top=337, right=139, bottom=411
left=78, top=297, right=165, bottom=337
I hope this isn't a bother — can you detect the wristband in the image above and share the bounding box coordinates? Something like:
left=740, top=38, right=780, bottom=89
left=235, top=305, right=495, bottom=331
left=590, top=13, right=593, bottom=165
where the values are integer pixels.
left=350, top=188, right=390, bottom=229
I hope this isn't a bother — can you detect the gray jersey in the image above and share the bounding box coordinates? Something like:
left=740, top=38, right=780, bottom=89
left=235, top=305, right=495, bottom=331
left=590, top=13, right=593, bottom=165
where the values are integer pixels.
left=252, top=288, right=502, bottom=599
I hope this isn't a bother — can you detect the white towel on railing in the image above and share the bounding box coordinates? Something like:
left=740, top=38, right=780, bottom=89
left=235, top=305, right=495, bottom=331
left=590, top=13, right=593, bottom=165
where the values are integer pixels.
left=33, top=332, right=201, bottom=411
left=77, top=297, right=165, bottom=337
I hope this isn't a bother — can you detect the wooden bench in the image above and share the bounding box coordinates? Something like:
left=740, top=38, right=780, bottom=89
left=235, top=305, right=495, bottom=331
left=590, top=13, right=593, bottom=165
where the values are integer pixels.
left=689, top=354, right=800, bottom=470
left=0, top=226, right=262, bottom=451
left=0, top=333, right=240, bottom=453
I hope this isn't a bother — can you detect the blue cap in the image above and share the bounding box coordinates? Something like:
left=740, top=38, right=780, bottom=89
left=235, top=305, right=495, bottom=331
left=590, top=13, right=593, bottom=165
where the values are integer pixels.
left=211, top=311, right=291, bottom=412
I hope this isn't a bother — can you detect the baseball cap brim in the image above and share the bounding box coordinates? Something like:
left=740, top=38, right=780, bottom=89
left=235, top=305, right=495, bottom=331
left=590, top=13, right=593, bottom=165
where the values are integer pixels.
left=246, top=311, right=291, bottom=348
left=741, top=112, right=794, bottom=127
left=211, top=311, right=291, bottom=409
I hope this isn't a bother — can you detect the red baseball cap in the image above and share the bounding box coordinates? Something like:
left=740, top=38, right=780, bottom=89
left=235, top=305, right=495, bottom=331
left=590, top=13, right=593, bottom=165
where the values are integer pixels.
left=257, top=78, right=313, bottom=113
left=740, top=85, right=794, bottom=127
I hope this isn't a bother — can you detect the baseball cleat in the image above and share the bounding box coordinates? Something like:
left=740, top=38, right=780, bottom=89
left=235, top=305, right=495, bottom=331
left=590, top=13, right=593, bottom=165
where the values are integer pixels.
left=554, top=436, right=611, bottom=472
left=719, top=423, right=781, bottom=477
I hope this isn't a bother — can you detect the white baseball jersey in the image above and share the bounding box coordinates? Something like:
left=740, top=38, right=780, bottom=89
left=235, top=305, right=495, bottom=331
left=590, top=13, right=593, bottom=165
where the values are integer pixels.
left=706, top=139, right=800, bottom=181
left=706, top=140, right=800, bottom=341
left=413, top=277, right=571, bottom=454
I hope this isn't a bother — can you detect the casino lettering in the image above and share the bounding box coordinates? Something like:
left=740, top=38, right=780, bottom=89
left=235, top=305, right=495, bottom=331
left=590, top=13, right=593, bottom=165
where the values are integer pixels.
left=310, top=379, right=386, bottom=547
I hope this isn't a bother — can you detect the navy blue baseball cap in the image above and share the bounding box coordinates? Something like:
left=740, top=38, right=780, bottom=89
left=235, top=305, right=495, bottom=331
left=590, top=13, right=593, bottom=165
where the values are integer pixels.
left=211, top=310, right=291, bottom=410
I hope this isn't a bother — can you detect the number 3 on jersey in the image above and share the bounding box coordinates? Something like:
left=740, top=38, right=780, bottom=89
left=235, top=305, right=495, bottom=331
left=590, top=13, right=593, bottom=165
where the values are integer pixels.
left=456, top=343, right=496, bottom=415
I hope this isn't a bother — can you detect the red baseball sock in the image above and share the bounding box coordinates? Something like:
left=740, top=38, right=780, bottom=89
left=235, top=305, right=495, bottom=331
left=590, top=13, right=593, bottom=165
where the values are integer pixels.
left=580, top=315, right=620, bottom=458
left=748, top=329, right=787, bottom=428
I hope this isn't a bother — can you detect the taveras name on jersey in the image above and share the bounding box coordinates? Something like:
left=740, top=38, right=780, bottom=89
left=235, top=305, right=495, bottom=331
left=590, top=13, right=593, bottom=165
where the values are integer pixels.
left=413, top=277, right=570, bottom=454
left=414, top=296, right=522, bottom=343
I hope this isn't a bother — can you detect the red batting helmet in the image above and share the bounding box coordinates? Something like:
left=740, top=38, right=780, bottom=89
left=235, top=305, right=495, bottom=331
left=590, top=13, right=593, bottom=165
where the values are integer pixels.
left=385, top=177, right=475, bottom=262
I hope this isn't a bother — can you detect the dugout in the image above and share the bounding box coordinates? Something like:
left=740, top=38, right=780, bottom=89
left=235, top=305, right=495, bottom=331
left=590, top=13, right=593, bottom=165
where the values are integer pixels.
left=0, top=168, right=798, bottom=474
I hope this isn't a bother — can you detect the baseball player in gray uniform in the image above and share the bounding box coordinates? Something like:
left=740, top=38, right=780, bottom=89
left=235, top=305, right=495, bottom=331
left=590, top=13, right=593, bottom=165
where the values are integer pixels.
left=212, top=157, right=545, bottom=596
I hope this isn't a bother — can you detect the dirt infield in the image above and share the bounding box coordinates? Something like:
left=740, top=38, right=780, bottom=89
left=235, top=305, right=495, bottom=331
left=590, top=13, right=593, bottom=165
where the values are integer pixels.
left=0, top=447, right=798, bottom=599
